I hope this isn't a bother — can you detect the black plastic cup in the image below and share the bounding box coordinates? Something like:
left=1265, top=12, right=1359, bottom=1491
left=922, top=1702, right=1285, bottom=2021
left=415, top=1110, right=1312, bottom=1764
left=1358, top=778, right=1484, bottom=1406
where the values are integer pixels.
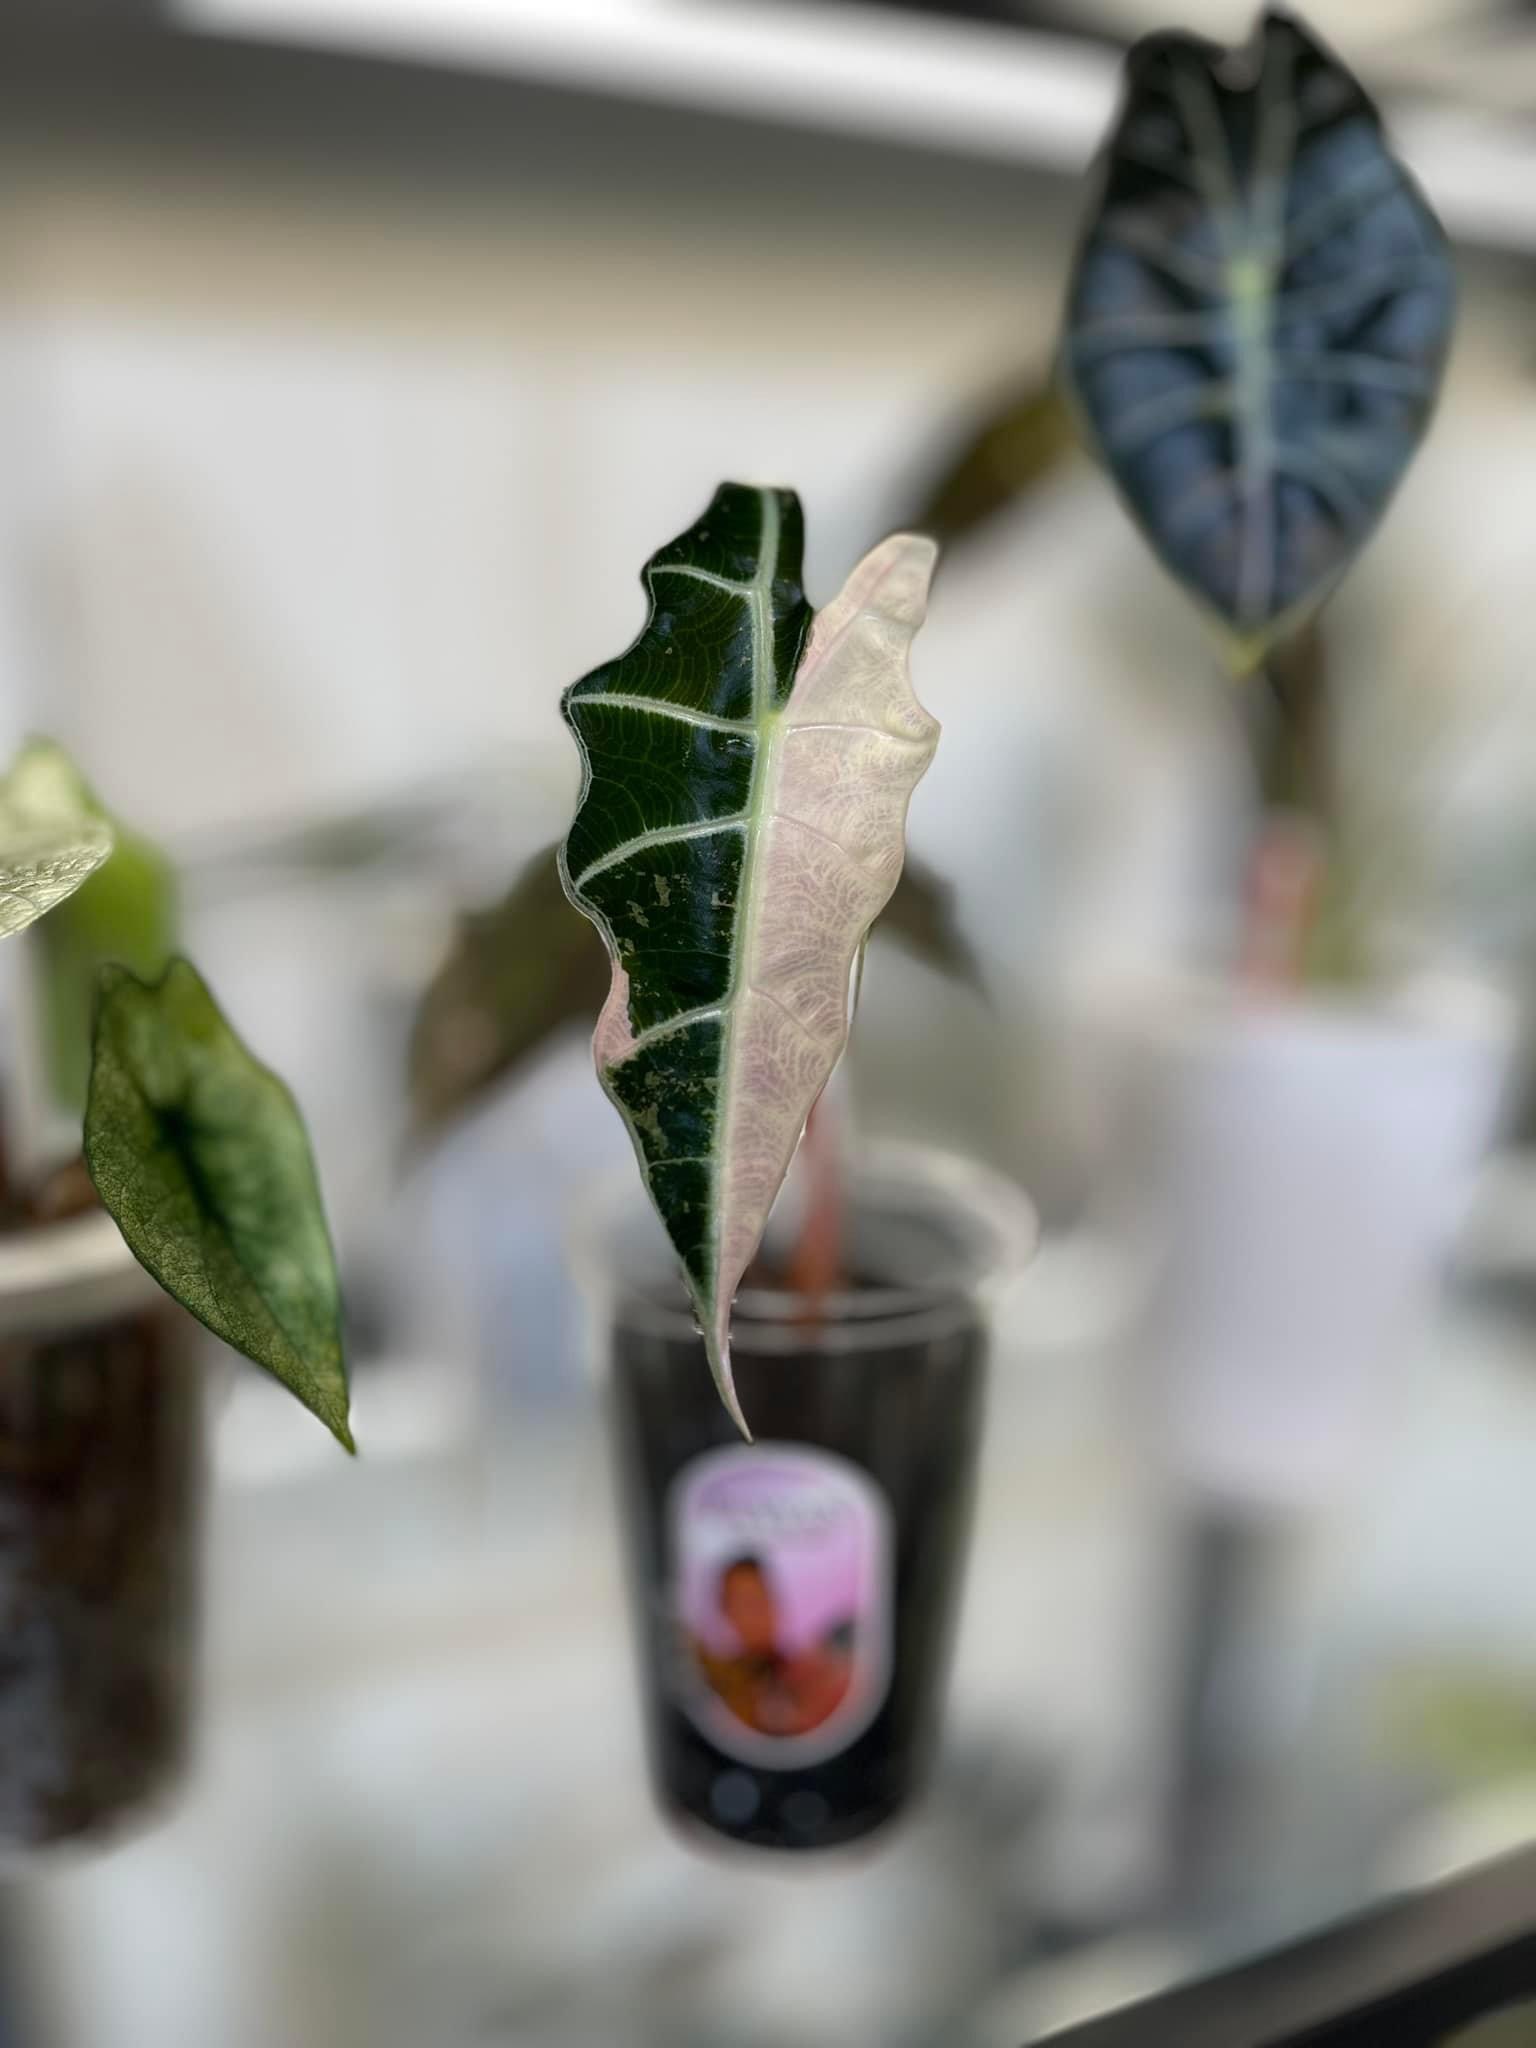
left=586, top=1145, right=1034, bottom=1854
left=0, top=1211, right=201, bottom=1858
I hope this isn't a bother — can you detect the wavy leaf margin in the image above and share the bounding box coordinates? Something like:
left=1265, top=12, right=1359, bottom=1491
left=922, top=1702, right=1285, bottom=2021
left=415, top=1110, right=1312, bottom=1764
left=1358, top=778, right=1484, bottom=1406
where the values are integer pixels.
left=560, top=484, right=939, bottom=1430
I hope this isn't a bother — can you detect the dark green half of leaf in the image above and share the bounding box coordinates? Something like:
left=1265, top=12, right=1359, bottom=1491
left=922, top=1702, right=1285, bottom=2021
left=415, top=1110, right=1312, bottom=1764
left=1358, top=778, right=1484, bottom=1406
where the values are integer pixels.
left=85, top=957, right=353, bottom=1452
left=406, top=842, right=981, bottom=1143
left=1062, top=9, right=1454, bottom=664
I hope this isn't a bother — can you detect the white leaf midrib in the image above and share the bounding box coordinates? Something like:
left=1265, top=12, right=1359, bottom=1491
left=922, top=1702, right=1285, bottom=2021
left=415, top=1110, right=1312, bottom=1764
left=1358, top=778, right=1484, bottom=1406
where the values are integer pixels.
left=708, top=487, right=785, bottom=1336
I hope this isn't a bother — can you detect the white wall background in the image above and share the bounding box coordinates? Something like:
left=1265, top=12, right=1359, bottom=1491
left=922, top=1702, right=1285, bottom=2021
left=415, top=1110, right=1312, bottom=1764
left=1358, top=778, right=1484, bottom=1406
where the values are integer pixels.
left=0, top=36, right=1531, bottom=1225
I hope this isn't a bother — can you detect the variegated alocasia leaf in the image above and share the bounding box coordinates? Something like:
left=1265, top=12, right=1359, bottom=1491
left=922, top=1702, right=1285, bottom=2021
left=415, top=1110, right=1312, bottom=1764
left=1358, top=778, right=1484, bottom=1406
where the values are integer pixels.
left=0, top=739, right=115, bottom=940
left=1062, top=10, right=1454, bottom=668
left=560, top=484, right=939, bottom=1432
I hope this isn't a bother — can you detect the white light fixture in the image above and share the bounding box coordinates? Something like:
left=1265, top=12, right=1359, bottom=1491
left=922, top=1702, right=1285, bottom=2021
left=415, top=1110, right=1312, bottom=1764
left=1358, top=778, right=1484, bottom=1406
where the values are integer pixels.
left=172, top=0, right=1536, bottom=253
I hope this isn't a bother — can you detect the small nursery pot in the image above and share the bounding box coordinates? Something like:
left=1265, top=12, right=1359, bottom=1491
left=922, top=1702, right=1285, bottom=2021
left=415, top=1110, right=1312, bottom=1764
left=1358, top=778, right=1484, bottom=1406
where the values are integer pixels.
left=1108, top=976, right=1512, bottom=1510
left=0, top=1208, right=201, bottom=1857
left=586, top=1144, right=1034, bottom=1853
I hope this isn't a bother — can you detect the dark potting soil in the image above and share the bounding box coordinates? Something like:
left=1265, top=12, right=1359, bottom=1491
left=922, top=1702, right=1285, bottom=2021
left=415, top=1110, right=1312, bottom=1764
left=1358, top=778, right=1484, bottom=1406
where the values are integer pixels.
left=0, top=1161, right=200, bottom=1851
left=608, top=1267, right=986, bottom=1853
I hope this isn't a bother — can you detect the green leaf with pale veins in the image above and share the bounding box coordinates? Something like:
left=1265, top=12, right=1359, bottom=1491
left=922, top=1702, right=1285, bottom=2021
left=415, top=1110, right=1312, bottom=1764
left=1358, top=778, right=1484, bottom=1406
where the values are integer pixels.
left=560, top=483, right=939, bottom=1433
left=0, top=738, right=114, bottom=940
left=1062, top=10, right=1454, bottom=668
left=85, top=957, right=353, bottom=1452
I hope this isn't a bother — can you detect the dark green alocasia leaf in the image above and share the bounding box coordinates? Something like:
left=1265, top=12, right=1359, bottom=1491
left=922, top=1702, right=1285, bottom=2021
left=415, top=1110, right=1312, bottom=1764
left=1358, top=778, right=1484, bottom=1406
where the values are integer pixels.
left=561, top=484, right=939, bottom=1432
left=406, top=844, right=978, bottom=1142
left=1062, top=10, right=1454, bottom=668
left=85, top=958, right=353, bottom=1452
left=0, top=739, right=114, bottom=940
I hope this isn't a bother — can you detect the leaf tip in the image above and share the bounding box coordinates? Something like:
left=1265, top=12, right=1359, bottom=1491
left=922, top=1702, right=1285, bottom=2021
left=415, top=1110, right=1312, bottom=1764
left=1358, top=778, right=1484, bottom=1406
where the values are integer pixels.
left=298, top=1376, right=356, bottom=1455
left=877, top=529, right=941, bottom=610
left=705, top=1316, right=753, bottom=1443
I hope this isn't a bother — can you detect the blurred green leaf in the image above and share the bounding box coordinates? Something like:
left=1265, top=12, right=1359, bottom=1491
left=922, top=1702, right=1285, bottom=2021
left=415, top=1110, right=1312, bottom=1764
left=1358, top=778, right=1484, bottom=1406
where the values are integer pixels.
left=408, top=842, right=608, bottom=1138
left=86, top=958, right=352, bottom=1452
left=1446, top=2005, right=1536, bottom=2047
left=1385, top=1664, right=1536, bottom=1786
left=407, top=844, right=980, bottom=1141
left=19, top=741, right=179, bottom=1115
left=911, top=381, right=1076, bottom=551
left=874, top=853, right=984, bottom=992
left=0, top=739, right=114, bottom=940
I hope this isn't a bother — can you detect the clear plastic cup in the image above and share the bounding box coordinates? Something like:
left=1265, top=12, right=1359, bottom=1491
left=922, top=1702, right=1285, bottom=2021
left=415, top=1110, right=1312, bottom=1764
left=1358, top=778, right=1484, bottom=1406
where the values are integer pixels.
left=580, top=1142, right=1035, bottom=1852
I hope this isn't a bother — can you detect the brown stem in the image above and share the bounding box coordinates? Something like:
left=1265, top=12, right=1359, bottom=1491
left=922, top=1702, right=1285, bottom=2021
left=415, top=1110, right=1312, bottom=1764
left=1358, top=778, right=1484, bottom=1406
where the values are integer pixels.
left=1238, top=815, right=1326, bottom=993
left=1238, top=623, right=1333, bottom=987
left=1249, top=622, right=1330, bottom=827
left=784, top=1094, right=847, bottom=1329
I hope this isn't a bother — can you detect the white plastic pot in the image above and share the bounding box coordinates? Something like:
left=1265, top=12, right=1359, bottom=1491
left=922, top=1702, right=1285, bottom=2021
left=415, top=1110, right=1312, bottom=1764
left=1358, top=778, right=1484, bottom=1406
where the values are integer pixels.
left=1107, top=977, right=1512, bottom=1511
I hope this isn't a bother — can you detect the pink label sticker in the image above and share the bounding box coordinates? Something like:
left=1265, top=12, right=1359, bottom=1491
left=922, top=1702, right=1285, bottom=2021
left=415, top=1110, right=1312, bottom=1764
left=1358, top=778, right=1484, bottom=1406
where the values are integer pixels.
left=668, top=1442, right=893, bottom=1769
